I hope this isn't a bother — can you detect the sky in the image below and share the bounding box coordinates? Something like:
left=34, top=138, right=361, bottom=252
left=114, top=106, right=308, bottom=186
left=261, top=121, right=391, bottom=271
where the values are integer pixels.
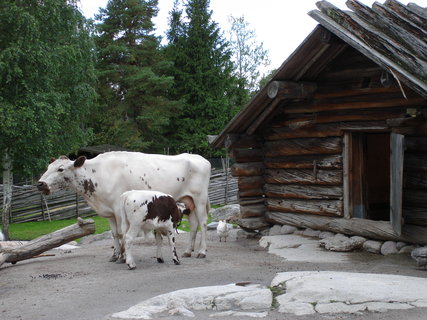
left=78, top=0, right=425, bottom=71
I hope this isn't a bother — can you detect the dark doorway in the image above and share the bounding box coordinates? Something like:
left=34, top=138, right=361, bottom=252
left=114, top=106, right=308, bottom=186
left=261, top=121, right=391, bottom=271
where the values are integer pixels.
left=350, top=132, right=390, bottom=221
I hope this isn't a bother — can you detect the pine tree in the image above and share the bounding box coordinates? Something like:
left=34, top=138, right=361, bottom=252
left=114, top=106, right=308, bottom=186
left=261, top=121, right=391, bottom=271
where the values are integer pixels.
left=92, top=0, right=178, bottom=151
left=165, top=0, right=234, bottom=155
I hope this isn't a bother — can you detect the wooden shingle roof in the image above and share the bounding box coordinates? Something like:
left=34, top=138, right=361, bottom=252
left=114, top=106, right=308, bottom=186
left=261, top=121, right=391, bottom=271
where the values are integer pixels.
left=211, top=0, right=427, bottom=148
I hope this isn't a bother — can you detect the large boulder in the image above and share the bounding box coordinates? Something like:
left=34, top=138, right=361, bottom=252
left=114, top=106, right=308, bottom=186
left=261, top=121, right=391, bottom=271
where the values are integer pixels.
left=210, top=204, right=240, bottom=221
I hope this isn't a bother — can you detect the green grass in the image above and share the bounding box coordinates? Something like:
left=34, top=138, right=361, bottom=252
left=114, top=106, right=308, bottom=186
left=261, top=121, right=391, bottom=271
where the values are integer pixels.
left=1, top=216, right=111, bottom=241
left=1, top=212, right=215, bottom=241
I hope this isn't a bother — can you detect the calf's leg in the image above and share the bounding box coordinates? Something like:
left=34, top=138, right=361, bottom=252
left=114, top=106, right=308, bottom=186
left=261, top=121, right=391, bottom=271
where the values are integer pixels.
left=124, top=225, right=139, bottom=270
left=155, top=231, right=164, bottom=263
left=166, top=230, right=180, bottom=265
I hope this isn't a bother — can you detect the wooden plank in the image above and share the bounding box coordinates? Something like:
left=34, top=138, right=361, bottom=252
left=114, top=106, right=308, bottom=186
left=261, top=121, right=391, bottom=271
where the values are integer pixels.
left=267, top=81, right=317, bottom=99
left=224, top=134, right=263, bottom=149
left=265, top=211, right=427, bottom=244
left=265, top=168, right=342, bottom=185
left=238, top=176, right=264, bottom=190
left=264, top=154, right=342, bottom=169
left=264, top=137, right=342, bottom=157
left=264, top=184, right=342, bottom=200
left=390, top=132, right=404, bottom=235
left=266, top=198, right=343, bottom=216
left=231, top=162, right=264, bottom=177
left=282, top=97, right=426, bottom=114
left=403, top=189, right=427, bottom=208
left=405, top=137, right=427, bottom=153
left=239, top=189, right=264, bottom=198
left=405, top=154, right=427, bottom=172
left=405, top=172, right=427, bottom=189
left=231, top=148, right=263, bottom=163
left=404, top=207, right=427, bottom=227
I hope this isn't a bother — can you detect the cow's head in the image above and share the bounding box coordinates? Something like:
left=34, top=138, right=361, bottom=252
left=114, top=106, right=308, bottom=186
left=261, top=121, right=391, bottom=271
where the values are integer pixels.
left=176, top=202, right=191, bottom=216
left=37, top=156, right=86, bottom=195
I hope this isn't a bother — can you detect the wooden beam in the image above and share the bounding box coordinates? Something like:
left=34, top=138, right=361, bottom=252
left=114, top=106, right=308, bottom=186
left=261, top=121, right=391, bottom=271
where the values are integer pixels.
left=231, top=162, right=264, bottom=177
left=265, top=168, right=342, bottom=185
left=265, top=211, right=427, bottom=244
left=267, top=81, right=317, bottom=99
left=264, top=184, right=343, bottom=200
left=238, top=176, right=264, bottom=190
left=264, top=154, right=342, bottom=170
left=267, top=199, right=343, bottom=216
left=231, top=148, right=263, bottom=163
left=264, top=137, right=342, bottom=157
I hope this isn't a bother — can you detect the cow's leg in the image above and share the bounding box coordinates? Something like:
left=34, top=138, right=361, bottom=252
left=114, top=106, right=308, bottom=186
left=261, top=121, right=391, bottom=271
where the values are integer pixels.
left=166, top=230, right=180, bottom=265
left=124, top=225, right=139, bottom=270
left=183, top=212, right=198, bottom=257
left=194, top=201, right=208, bottom=258
left=155, top=231, right=164, bottom=263
left=108, top=217, right=122, bottom=262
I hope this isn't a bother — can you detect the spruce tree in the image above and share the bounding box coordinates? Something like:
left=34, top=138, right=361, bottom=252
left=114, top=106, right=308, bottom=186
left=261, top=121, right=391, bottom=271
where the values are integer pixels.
left=92, top=0, right=177, bottom=151
left=165, top=0, right=234, bottom=155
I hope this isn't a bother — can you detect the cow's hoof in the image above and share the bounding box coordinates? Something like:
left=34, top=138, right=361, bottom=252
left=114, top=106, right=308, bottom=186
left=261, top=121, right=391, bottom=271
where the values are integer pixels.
left=196, top=253, right=206, bottom=259
left=182, top=252, right=191, bottom=258
left=109, top=256, right=118, bottom=262
left=116, top=257, right=126, bottom=264
left=173, top=259, right=181, bottom=265
left=127, top=264, right=136, bottom=270
left=157, top=258, right=164, bottom=263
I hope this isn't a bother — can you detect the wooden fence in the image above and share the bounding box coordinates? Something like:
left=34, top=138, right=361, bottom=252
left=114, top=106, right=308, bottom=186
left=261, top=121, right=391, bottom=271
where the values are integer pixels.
left=0, top=169, right=237, bottom=224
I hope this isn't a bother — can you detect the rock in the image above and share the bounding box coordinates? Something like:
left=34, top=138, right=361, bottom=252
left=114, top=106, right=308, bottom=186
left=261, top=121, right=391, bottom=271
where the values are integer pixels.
left=319, top=231, right=335, bottom=239
left=236, top=217, right=271, bottom=232
left=207, top=221, right=219, bottom=230
left=411, top=247, right=427, bottom=268
left=293, top=229, right=304, bottom=236
left=281, top=225, right=297, bottom=235
left=319, top=234, right=362, bottom=252
left=210, top=204, right=240, bottom=221
left=381, top=241, right=399, bottom=255
left=363, top=240, right=383, bottom=254
left=350, top=236, right=366, bottom=247
left=80, top=230, right=112, bottom=245
left=269, top=225, right=283, bottom=236
left=303, top=228, right=321, bottom=238
left=396, top=241, right=407, bottom=251
left=399, top=245, right=416, bottom=254
left=236, top=230, right=259, bottom=240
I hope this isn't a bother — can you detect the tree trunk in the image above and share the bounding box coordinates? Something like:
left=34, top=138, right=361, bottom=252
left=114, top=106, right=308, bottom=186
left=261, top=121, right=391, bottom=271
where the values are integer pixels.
left=2, top=149, right=13, bottom=241
left=0, top=218, right=95, bottom=267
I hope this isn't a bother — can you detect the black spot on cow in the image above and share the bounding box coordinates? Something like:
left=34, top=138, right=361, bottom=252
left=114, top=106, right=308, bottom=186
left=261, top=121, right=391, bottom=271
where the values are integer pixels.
left=177, top=177, right=180, bottom=181
left=64, top=177, right=70, bottom=182
left=144, top=196, right=183, bottom=228
left=83, top=179, right=96, bottom=195
left=92, top=169, right=96, bottom=173
left=182, top=177, right=185, bottom=182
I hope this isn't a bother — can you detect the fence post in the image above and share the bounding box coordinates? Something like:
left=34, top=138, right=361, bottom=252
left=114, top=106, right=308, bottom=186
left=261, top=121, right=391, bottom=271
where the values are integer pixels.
left=40, top=194, right=45, bottom=221
left=76, top=193, right=79, bottom=218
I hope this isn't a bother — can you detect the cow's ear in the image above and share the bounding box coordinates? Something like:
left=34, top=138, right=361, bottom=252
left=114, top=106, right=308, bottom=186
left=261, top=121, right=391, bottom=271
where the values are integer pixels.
left=50, top=157, right=56, bottom=164
left=74, top=156, right=86, bottom=168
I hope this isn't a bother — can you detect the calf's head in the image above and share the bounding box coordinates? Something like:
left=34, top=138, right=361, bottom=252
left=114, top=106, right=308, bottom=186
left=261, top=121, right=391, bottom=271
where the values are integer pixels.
left=37, top=156, right=86, bottom=195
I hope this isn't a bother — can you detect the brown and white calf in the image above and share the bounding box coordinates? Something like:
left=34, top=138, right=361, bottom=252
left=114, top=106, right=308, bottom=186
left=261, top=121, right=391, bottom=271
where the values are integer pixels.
left=120, top=190, right=190, bottom=270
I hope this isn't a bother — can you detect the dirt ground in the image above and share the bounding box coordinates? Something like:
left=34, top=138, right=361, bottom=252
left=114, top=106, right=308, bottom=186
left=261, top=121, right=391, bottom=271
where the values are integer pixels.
left=1, top=229, right=427, bottom=320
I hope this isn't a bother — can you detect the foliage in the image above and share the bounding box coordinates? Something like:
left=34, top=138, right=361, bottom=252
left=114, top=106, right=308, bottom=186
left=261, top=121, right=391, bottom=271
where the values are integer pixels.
left=0, top=0, right=96, bottom=176
left=228, top=15, right=271, bottom=95
left=164, top=0, right=236, bottom=156
left=91, top=0, right=179, bottom=152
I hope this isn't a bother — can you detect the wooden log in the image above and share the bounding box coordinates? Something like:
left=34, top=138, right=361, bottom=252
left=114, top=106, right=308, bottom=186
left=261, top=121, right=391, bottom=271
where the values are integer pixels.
left=405, top=172, right=427, bottom=189
left=265, top=211, right=427, bottom=244
left=224, top=134, right=263, bottom=149
left=231, top=162, right=264, bottom=177
left=231, top=148, right=263, bottom=163
left=239, top=197, right=265, bottom=206
left=239, top=189, right=264, bottom=197
left=240, top=205, right=266, bottom=218
left=265, top=168, right=342, bottom=185
left=282, top=97, right=426, bottom=114
left=264, top=184, right=342, bottom=200
left=405, top=154, right=427, bottom=172
left=264, top=137, right=342, bottom=157
left=403, top=189, right=427, bottom=208
left=0, top=218, right=95, bottom=267
left=238, top=176, right=264, bottom=190
left=267, top=198, right=343, bottom=216
left=264, top=154, right=342, bottom=169
left=405, top=137, right=427, bottom=153
left=267, top=81, right=317, bottom=99
left=404, top=207, right=427, bottom=227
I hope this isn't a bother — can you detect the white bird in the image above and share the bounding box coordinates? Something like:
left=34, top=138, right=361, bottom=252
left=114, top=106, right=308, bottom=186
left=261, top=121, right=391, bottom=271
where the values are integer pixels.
left=217, top=220, right=229, bottom=242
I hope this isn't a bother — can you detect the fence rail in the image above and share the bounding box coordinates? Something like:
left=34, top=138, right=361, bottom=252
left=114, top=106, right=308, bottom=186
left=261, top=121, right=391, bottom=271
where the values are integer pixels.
left=0, top=169, right=237, bottom=224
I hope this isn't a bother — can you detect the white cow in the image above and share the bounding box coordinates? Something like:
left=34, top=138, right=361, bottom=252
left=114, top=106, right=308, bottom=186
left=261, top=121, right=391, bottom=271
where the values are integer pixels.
left=120, top=190, right=190, bottom=270
left=37, top=151, right=211, bottom=260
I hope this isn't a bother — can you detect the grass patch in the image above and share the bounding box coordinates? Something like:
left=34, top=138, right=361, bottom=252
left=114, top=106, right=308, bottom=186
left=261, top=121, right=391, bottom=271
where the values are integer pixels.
left=1, top=216, right=111, bottom=241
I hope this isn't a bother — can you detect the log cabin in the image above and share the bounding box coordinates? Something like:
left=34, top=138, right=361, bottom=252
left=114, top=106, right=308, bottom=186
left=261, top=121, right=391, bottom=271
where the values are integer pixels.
left=210, top=0, right=427, bottom=244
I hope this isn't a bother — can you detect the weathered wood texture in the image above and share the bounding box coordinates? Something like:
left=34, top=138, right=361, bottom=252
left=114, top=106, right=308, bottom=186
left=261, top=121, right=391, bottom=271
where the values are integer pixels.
left=265, top=169, right=342, bottom=185
left=267, top=198, right=342, bottom=216
left=265, top=211, right=427, bottom=244
left=264, top=154, right=342, bottom=169
left=264, top=184, right=342, bottom=200
left=264, top=137, right=342, bottom=157
left=231, top=162, right=264, bottom=176
left=0, top=218, right=95, bottom=267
